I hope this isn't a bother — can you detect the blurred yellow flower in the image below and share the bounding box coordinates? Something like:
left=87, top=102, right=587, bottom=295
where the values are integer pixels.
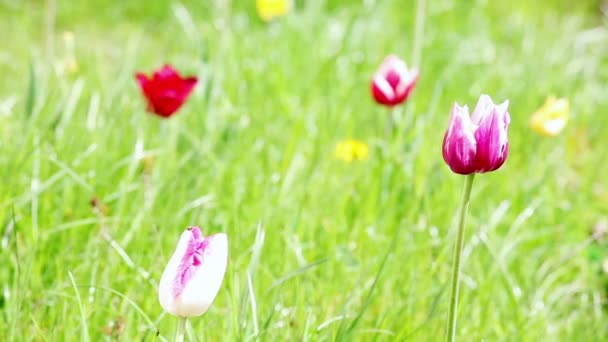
left=334, top=139, right=369, bottom=162
left=142, top=155, right=155, bottom=175
left=530, top=96, right=569, bottom=136
left=63, top=32, right=78, bottom=72
left=256, top=0, right=290, bottom=22
left=55, top=32, right=78, bottom=74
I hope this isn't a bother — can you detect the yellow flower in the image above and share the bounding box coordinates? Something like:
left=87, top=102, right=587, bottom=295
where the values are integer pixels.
left=256, top=0, right=290, bottom=22
left=56, top=32, right=78, bottom=74
left=334, top=139, right=369, bottom=162
left=530, top=96, right=569, bottom=136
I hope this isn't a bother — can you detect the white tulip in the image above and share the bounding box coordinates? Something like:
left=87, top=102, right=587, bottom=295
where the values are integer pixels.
left=158, top=227, right=228, bottom=317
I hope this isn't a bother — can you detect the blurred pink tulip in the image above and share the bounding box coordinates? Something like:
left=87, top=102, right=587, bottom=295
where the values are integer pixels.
left=371, top=55, right=419, bottom=107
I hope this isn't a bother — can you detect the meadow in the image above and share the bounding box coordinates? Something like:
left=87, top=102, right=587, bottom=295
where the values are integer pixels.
left=1, top=0, right=608, bottom=340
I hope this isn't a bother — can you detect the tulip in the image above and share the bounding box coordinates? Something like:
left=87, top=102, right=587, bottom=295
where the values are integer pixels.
left=256, top=0, right=290, bottom=22
left=442, top=94, right=510, bottom=175
left=371, top=55, right=419, bottom=107
left=135, top=65, right=198, bottom=118
left=442, top=94, right=511, bottom=342
left=158, top=227, right=228, bottom=318
left=530, top=96, right=569, bottom=136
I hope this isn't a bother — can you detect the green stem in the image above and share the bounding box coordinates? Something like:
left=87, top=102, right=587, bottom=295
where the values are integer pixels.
left=175, top=316, right=187, bottom=342
left=385, top=107, right=397, bottom=138
left=411, top=0, right=426, bottom=66
left=446, top=174, right=475, bottom=342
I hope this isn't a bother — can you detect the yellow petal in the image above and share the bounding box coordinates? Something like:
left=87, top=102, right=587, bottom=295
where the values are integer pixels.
left=256, top=0, right=290, bottom=21
left=334, top=139, right=369, bottom=162
left=530, top=97, right=569, bottom=136
left=65, top=59, right=79, bottom=73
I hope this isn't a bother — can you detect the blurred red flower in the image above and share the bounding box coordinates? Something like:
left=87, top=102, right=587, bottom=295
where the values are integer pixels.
left=371, top=55, right=418, bottom=107
left=135, top=64, right=198, bottom=118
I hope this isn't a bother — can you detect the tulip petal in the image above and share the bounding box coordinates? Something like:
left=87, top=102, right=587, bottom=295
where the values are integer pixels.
left=372, top=75, right=396, bottom=102
left=152, top=92, right=184, bottom=117
left=134, top=64, right=198, bottom=118
left=442, top=103, right=477, bottom=175
left=173, top=227, right=205, bottom=297
left=473, top=100, right=510, bottom=172
left=377, top=55, right=406, bottom=75
left=156, top=64, right=180, bottom=80
left=470, top=94, right=495, bottom=125
left=183, top=77, right=198, bottom=93
left=541, top=118, right=566, bottom=136
left=135, top=73, right=150, bottom=87
left=530, top=97, right=569, bottom=136
left=395, top=68, right=419, bottom=102
left=371, top=54, right=418, bottom=107
left=159, top=227, right=228, bottom=317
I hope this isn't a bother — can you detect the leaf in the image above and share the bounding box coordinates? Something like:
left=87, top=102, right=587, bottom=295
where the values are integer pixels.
left=25, top=59, right=36, bottom=119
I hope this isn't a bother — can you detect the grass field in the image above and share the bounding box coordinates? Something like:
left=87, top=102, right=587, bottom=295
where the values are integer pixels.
left=2, top=0, right=608, bottom=340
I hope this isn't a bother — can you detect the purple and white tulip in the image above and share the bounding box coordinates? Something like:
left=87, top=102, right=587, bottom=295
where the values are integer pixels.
left=158, top=227, right=228, bottom=317
left=442, top=94, right=510, bottom=175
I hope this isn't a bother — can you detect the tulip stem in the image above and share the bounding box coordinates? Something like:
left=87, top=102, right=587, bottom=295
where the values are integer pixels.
left=446, top=174, right=475, bottom=342
left=175, top=316, right=187, bottom=342
left=385, top=107, right=399, bottom=138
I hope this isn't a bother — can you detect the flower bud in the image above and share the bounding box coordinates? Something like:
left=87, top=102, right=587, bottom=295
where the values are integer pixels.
left=530, top=96, right=569, bottom=136
left=371, top=55, right=418, bottom=107
left=158, top=227, right=228, bottom=317
left=135, top=64, right=198, bottom=118
left=442, top=95, right=510, bottom=175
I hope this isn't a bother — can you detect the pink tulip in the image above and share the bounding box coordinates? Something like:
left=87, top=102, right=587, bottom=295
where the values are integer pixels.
left=371, top=55, right=419, bottom=107
left=158, top=227, right=228, bottom=317
left=442, top=94, right=510, bottom=175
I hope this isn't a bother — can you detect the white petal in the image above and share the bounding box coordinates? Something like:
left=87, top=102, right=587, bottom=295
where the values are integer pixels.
left=373, top=75, right=395, bottom=100
left=471, top=94, right=495, bottom=124
left=395, top=68, right=418, bottom=95
left=542, top=118, right=566, bottom=135
left=158, top=231, right=228, bottom=317
left=158, top=230, right=191, bottom=315
left=175, top=234, right=228, bottom=316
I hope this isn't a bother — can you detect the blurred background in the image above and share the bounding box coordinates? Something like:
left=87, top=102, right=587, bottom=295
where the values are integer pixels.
left=1, top=0, right=607, bottom=340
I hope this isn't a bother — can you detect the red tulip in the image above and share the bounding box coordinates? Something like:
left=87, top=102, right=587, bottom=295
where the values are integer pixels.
left=135, top=64, right=198, bottom=118
left=371, top=55, right=419, bottom=107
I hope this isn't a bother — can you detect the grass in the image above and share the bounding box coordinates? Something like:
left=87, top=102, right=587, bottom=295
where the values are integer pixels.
left=1, top=0, right=608, bottom=340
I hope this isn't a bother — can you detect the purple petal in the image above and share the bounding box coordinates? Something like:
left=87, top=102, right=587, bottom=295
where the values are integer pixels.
left=173, top=226, right=208, bottom=298
left=473, top=100, right=510, bottom=172
left=442, top=103, right=477, bottom=175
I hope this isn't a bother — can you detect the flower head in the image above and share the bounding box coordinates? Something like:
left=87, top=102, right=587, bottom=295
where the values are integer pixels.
left=530, top=96, right=569, bottom=136
left=61, top=31, right=78, bottom=73
left=371, top=55, right=419, bottom=107
left=135, top=64, right=198, bottom=118
left=256, top=0, right=290, bottom=22
left=334, top=139, right=369, bottom=162
left=158, top=227, right=228, bottom=317
left=442, top=94, right=510, bottom=175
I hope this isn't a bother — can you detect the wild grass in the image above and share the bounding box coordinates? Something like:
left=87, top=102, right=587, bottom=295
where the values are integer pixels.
left=1, top=0, right=607, bottom=340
